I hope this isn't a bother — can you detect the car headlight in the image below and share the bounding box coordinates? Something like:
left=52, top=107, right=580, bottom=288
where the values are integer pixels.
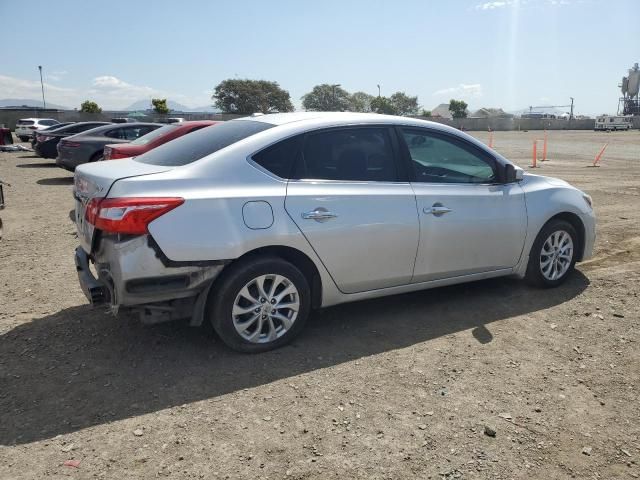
left=582, top=193, right=593, bottom=209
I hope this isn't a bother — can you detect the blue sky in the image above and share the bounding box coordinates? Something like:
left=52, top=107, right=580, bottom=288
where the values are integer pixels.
left=1, top=0, right=637, bottom=115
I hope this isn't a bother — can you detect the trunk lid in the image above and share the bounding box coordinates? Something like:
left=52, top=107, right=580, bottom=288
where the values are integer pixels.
left=73, top=159, right=173, bottom=252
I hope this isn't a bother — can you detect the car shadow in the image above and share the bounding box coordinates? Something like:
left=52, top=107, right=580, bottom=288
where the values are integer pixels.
left=36, top=177, right=74, bottom=186
left=16, top=162, right=57, bottom=168
left=0, top=272, right=589, bottom=445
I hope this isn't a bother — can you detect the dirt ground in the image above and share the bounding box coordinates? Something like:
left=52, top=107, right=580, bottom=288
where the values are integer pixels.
left=0, top=130, right=639, bottom=479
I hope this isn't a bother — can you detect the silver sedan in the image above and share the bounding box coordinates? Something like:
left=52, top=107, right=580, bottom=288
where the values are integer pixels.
left=73, top=113, right=596, bottom=352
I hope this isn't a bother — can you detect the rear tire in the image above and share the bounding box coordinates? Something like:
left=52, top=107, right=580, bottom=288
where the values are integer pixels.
left=18, top=136, right=29, bottom=142
left=207, top=256, right=311, bottom=353
left=525, top=219, right=578, bottom=288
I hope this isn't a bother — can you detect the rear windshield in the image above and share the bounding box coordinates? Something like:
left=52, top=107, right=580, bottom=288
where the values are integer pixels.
left=135, top=120, right=273, bottom=166
left=130, top=124, right=177, bottom=145
left=17, top=120, right=34, bottom=126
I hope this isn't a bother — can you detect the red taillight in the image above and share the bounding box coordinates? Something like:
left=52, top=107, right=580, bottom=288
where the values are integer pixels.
left=28, top=126, right=37, bottom=130
left=62, top=141, right=81, bottom=148
left=85, top=197, right=184, bottom=235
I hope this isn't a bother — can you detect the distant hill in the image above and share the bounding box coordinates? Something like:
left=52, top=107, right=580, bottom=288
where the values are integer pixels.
left=125, top=99, right=219, bottom=113
left=0, top=98, right=69, bottom=109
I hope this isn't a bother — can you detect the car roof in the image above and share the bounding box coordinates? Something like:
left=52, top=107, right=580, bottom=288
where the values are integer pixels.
left=77, top=122, right=162, bottom=133
left=18, top=118, right=58, bottom=122
left=238, top=111, right=462, bottom=135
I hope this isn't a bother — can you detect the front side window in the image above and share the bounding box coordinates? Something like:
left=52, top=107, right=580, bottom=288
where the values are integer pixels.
left=401, top=129, right=497, bottom=184
left=296, top=127, right=397, bottom=182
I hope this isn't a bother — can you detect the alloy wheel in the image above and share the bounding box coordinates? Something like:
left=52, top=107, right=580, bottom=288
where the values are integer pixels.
left=540, top=230, right=574, bottom=281
left=232, top=274, right=300, bottom=344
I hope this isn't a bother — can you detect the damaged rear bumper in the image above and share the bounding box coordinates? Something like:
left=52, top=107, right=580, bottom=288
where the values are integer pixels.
left=74, top=235, right=226, bottom=324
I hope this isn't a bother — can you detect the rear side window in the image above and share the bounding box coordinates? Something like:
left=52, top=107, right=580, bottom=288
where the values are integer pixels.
left=252, top=136, right=301, bottom=179
left=130, top=124, right=177, bottom=145
left=74, top=123, right=106, bottom=133
left=123, top=125, right=158, bottom=140
left=104, top=128, right=124, bottom=139
left=39, top=120, right=58, bottom=126
left=295, top=127, right=398, bottom=182
left=135, top=120, right=274, bottom=166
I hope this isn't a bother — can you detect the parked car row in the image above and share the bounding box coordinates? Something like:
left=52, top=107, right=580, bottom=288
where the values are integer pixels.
left=18, top=118, right=220, bottom=171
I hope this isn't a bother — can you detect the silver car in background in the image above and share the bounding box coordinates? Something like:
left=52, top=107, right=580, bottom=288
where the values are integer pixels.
left=73, top=113, right=595, bottom=352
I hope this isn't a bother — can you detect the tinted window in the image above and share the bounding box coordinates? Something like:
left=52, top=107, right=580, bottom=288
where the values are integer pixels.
left=135, top=120, right=273, bottom=166
left=39, top=120, right=58, bottom=126
left=17, top=120, right=34, bottom=126
left=73, top=123, right=107, bottom=133
left=296, top=127, right=397, bottom=182
left=401, top=128, right=496, bottom=184
left=104, top=128, right=124, bottom=139
left=252, top=136, right=301, bottom=178
left=130, top=124, right=177, bottom=145
left=123, top=125, right=158, bottom=140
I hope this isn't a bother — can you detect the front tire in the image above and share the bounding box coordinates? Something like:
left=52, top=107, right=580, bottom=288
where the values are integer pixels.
left=525, top=219, right=578, bottom=288
left=207, top=256, right=311, bottom=353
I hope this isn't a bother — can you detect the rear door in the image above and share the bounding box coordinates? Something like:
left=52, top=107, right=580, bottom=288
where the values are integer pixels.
left=399, top=127, right=527, bottom=283
left=284, top=126, right=419, bottom=294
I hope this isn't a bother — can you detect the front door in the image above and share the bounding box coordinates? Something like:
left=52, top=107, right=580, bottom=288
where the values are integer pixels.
left=285, top=126, right=419, bottom=294
left=398, top=127, right=527, bottom=283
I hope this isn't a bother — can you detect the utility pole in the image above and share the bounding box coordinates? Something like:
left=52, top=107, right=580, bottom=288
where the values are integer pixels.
left=569, top=97, right=574, bottom=121
left=38, top=65, right=46, bottom=110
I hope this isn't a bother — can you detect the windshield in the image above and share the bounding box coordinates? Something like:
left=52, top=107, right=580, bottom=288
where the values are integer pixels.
left=130, top=124, right=178, bottom=145
left=135, top=120, right=273, bottom=166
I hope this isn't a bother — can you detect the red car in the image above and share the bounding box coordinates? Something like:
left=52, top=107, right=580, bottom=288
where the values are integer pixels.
left=103, top=120, right=219, bottom=160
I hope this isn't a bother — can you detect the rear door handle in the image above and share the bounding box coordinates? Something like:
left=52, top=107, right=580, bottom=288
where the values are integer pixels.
left=302, top=208, right=338, bottom=221
left=423, top=204, right=452, bottom=217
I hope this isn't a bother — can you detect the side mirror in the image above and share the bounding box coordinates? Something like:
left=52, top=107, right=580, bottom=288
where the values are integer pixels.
left=504, top=164, right=524, bottom=183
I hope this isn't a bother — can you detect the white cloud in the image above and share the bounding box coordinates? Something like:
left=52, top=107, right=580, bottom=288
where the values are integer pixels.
left=475, top=1, right=512, bottom=10
left=47, top=70, right=68, bottom=82
left=0, top=74, right=77, bottom=105
left=433, top=83, right=483, bottom=98
left=0, top=74, right=207, bottom=110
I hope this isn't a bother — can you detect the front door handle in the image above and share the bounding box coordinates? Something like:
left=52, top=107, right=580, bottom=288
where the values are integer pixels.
left=424, top=203, right=452, bottom=217
left=302, top=208, right=338, bottom=222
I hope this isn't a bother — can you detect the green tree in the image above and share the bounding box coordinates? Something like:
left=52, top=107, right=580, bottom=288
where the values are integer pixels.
left=370, top=96, right=398, bottom=115
left=301, top=84, right=351, bottom=111
left=213, top=79, right=293, bottom=114
left=448, top=99, right=468, bottom=119
left=421, top=109, right=431, bottom=117
left=152, top=98, right=170, bottom=114
left=79, top=100, right=102, bottom=113
left=389, top=92, right=419, bottom=116
left=349, top=91, right=375, bottom=112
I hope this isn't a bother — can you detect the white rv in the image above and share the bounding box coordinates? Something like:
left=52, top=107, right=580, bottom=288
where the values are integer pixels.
left=595, top=115, right=632, bottom=131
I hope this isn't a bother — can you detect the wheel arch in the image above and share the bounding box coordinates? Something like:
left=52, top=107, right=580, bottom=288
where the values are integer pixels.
left=224, top=245, right=323, bottom=309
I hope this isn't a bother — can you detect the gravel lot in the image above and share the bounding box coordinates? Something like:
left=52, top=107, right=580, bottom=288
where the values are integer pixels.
left=1, top=130, right=639, bottom=479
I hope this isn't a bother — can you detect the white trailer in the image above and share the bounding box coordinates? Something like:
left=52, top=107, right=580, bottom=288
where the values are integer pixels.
left=595, top=115, right=632, bottom=131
